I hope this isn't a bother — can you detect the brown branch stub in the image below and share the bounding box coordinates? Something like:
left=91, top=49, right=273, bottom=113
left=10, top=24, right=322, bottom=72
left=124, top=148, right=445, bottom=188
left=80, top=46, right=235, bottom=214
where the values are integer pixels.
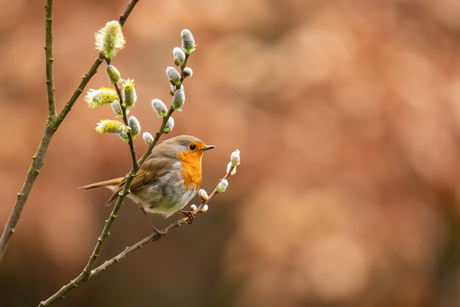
left=119, top=0, right=139, bottom=26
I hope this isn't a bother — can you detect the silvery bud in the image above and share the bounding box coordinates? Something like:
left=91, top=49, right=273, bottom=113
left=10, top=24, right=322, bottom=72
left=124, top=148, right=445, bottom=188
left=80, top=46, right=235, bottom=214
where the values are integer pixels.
left=226, top=162, right=236, bottom=176
left=143, top=132, right=153, bottom=145
left=118, top=130, right=129, bottom=142
left=151, top=99, right=168, bottom=117
left=199, top=189, right=208, bottom=202
left=201, top=204, right=208, bottom=213
left=183, top=67, right=193, bottom=78
left=181, top=29, right=196, bottom=52
left=128, top=115, right=141, bottom=137
left=190, top=204, right=197, bottom=211
left=170, top=83, right=184, bottom=94
left=231, top=149, right=240, bottom=166
left=173, top=47, right=186, bottom=66
left=171, top=89, right=185, bottom=111
left=106, top=64, right=121, bottom=84
left=111, top=100, right=124, bottom=116
left=166, top=66, right=181, bottom=85
left=164, top=116, right=174, bottom=133
left=217, top=179, right=228, bottom=193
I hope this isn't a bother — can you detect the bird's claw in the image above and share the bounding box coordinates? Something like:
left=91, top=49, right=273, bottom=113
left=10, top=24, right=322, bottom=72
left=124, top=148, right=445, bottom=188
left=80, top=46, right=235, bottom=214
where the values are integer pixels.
left=151, top=228, right=166, bottom=241
left=177, top=210, right=196, bottom=224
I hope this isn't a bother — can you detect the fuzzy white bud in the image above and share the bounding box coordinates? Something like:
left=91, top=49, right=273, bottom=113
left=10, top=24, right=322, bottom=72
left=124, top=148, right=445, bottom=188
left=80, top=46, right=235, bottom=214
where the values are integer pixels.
left=183, top=67, right=193, bottom=78
left=171, top=89, right=185, bottom=111
left=190, top=204, right=197, bottom=211
left=181, top=29, right=196, bottom=51
left=166, top=66, right=181, bottom=84
left=173, top=47, right=186, bottom=66
left=231, top=149, right=240, bottom=166
left=111, top=100, right=123, bottom=116
left=199, top=189, right=208, bottom=201
left=217, top=179, right=228, bottom=193
left=128, top=116, right=141, bottom=137
left=164, top=116, right=174, bottom=133
left=226, top=162, right=237, bottom=176
left=201, top=204, right=209, bottom=213
left=170, top=83, right=184, bottom=94
left=118, top=130, right=129, bottom=142
left=143, top=132, right=153, bottom=145
left=151, top=99, right=168, bottom=117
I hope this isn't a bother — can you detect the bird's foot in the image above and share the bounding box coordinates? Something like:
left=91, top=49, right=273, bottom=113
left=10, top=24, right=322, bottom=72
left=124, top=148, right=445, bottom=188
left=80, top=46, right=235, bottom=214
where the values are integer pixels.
left=177, top=210, right=196, bottom=224
left=151, top=226, right=166, bottom=241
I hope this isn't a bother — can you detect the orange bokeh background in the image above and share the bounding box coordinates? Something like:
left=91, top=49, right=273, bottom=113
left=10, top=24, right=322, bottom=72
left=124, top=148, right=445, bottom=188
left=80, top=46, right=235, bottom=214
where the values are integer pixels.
left=1, top=0, right=460, bottom=306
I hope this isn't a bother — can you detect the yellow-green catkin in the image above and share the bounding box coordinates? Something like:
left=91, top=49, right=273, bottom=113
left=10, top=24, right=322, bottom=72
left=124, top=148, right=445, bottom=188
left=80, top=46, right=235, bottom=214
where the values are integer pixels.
left=122, top=78, right=136, bottom=107
left=85, top=88, right=118, bottom=109
left=95, top=119, right=128, bottom=134
left=95, top=20, right=126, bottom=59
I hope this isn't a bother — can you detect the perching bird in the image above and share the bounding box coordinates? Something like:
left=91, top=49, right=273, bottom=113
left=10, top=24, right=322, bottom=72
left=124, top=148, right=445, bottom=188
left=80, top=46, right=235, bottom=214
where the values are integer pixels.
left=81, top=135, right=215, bottom=233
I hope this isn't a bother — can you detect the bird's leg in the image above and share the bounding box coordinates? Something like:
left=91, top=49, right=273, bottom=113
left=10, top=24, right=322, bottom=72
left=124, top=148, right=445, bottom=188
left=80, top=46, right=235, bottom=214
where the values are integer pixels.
left=140, top=208, right=165, bottom=241
left=177, top=210, right=196, bottom=224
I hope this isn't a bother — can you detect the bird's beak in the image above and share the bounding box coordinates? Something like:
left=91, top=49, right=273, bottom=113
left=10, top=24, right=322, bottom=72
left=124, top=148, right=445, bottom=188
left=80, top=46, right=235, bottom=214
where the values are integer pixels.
left=202, top=145, right=216, bottom=151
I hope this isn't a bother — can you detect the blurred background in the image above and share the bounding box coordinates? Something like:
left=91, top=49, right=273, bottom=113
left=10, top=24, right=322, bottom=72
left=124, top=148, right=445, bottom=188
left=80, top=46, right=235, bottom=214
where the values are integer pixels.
left=1, top=0, right=460, bottom=306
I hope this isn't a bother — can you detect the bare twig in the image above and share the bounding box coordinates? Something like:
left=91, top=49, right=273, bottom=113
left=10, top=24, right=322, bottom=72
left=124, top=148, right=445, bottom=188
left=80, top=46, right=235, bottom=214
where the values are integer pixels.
left=45, top=0, right=56, bottom=118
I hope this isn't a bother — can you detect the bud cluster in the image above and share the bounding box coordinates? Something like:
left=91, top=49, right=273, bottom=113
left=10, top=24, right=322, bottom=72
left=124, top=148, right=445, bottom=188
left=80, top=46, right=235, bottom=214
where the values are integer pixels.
left=226, top=149, right=240, bottom=176
left=150, top=28, right=198, bottom=135
left=87, top=27, right=199, bottom=145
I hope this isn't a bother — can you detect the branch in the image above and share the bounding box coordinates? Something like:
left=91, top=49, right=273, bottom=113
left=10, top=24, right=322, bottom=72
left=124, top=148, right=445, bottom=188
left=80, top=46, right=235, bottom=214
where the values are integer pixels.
left=0, top=0, right=140, bottom=262
left=37, top=164, right=232, bottom=307
left=45, top=0, right=56, bottom=119
left=39, top=20, right=208, bottom=306
left=45, top=165, right=235, bottom=297
left=119, top=0, right=139, bottom=26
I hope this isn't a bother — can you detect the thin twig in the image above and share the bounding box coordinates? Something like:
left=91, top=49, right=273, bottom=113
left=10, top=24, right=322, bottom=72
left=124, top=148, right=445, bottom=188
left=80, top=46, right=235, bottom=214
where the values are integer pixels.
left=45, top=0, right=56, bottom=119
left=81, top=166, right=234, bottom=278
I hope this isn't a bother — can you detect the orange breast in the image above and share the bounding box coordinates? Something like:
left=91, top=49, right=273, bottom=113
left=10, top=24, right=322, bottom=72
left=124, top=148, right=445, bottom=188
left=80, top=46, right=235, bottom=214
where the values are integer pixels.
left=177, top=150, right=203, bottom=191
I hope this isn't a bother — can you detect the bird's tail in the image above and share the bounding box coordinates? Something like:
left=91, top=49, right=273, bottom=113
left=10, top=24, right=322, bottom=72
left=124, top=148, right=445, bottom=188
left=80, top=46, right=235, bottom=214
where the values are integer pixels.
left=79, top=178, right=123, bottom=191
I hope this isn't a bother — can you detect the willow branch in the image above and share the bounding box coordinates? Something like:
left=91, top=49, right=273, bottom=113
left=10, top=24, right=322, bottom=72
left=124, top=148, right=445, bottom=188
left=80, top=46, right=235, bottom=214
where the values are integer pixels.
left=45, top=0, right=56, bottom=118
left=37, top=173, right=136, bottom=307
left=0, top=0, right=140, bottom=263
left=81, top=165, right=234, bottom=277
left=119, top=0, right=139, bottom=26
left=0, top=0, right=57, bottom=262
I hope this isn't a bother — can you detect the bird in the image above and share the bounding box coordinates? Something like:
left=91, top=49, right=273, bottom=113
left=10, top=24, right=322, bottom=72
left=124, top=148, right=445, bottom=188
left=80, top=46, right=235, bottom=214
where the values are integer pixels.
left=81, top=135, right=215, bottom=234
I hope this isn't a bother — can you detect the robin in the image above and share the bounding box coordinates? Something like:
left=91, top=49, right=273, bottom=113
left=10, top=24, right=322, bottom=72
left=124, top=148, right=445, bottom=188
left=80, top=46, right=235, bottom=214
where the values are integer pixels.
left=81, top=135, right=215, bottom=234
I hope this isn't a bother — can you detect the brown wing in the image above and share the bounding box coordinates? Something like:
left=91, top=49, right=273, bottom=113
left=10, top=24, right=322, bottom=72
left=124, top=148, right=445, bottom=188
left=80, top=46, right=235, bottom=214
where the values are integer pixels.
left=106, top=156, right=177, bottom=205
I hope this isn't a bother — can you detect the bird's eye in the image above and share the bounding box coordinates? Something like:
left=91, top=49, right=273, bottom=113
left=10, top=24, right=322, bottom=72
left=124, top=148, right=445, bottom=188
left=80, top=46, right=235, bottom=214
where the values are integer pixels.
left=189, top=144, right=196, bottom=150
